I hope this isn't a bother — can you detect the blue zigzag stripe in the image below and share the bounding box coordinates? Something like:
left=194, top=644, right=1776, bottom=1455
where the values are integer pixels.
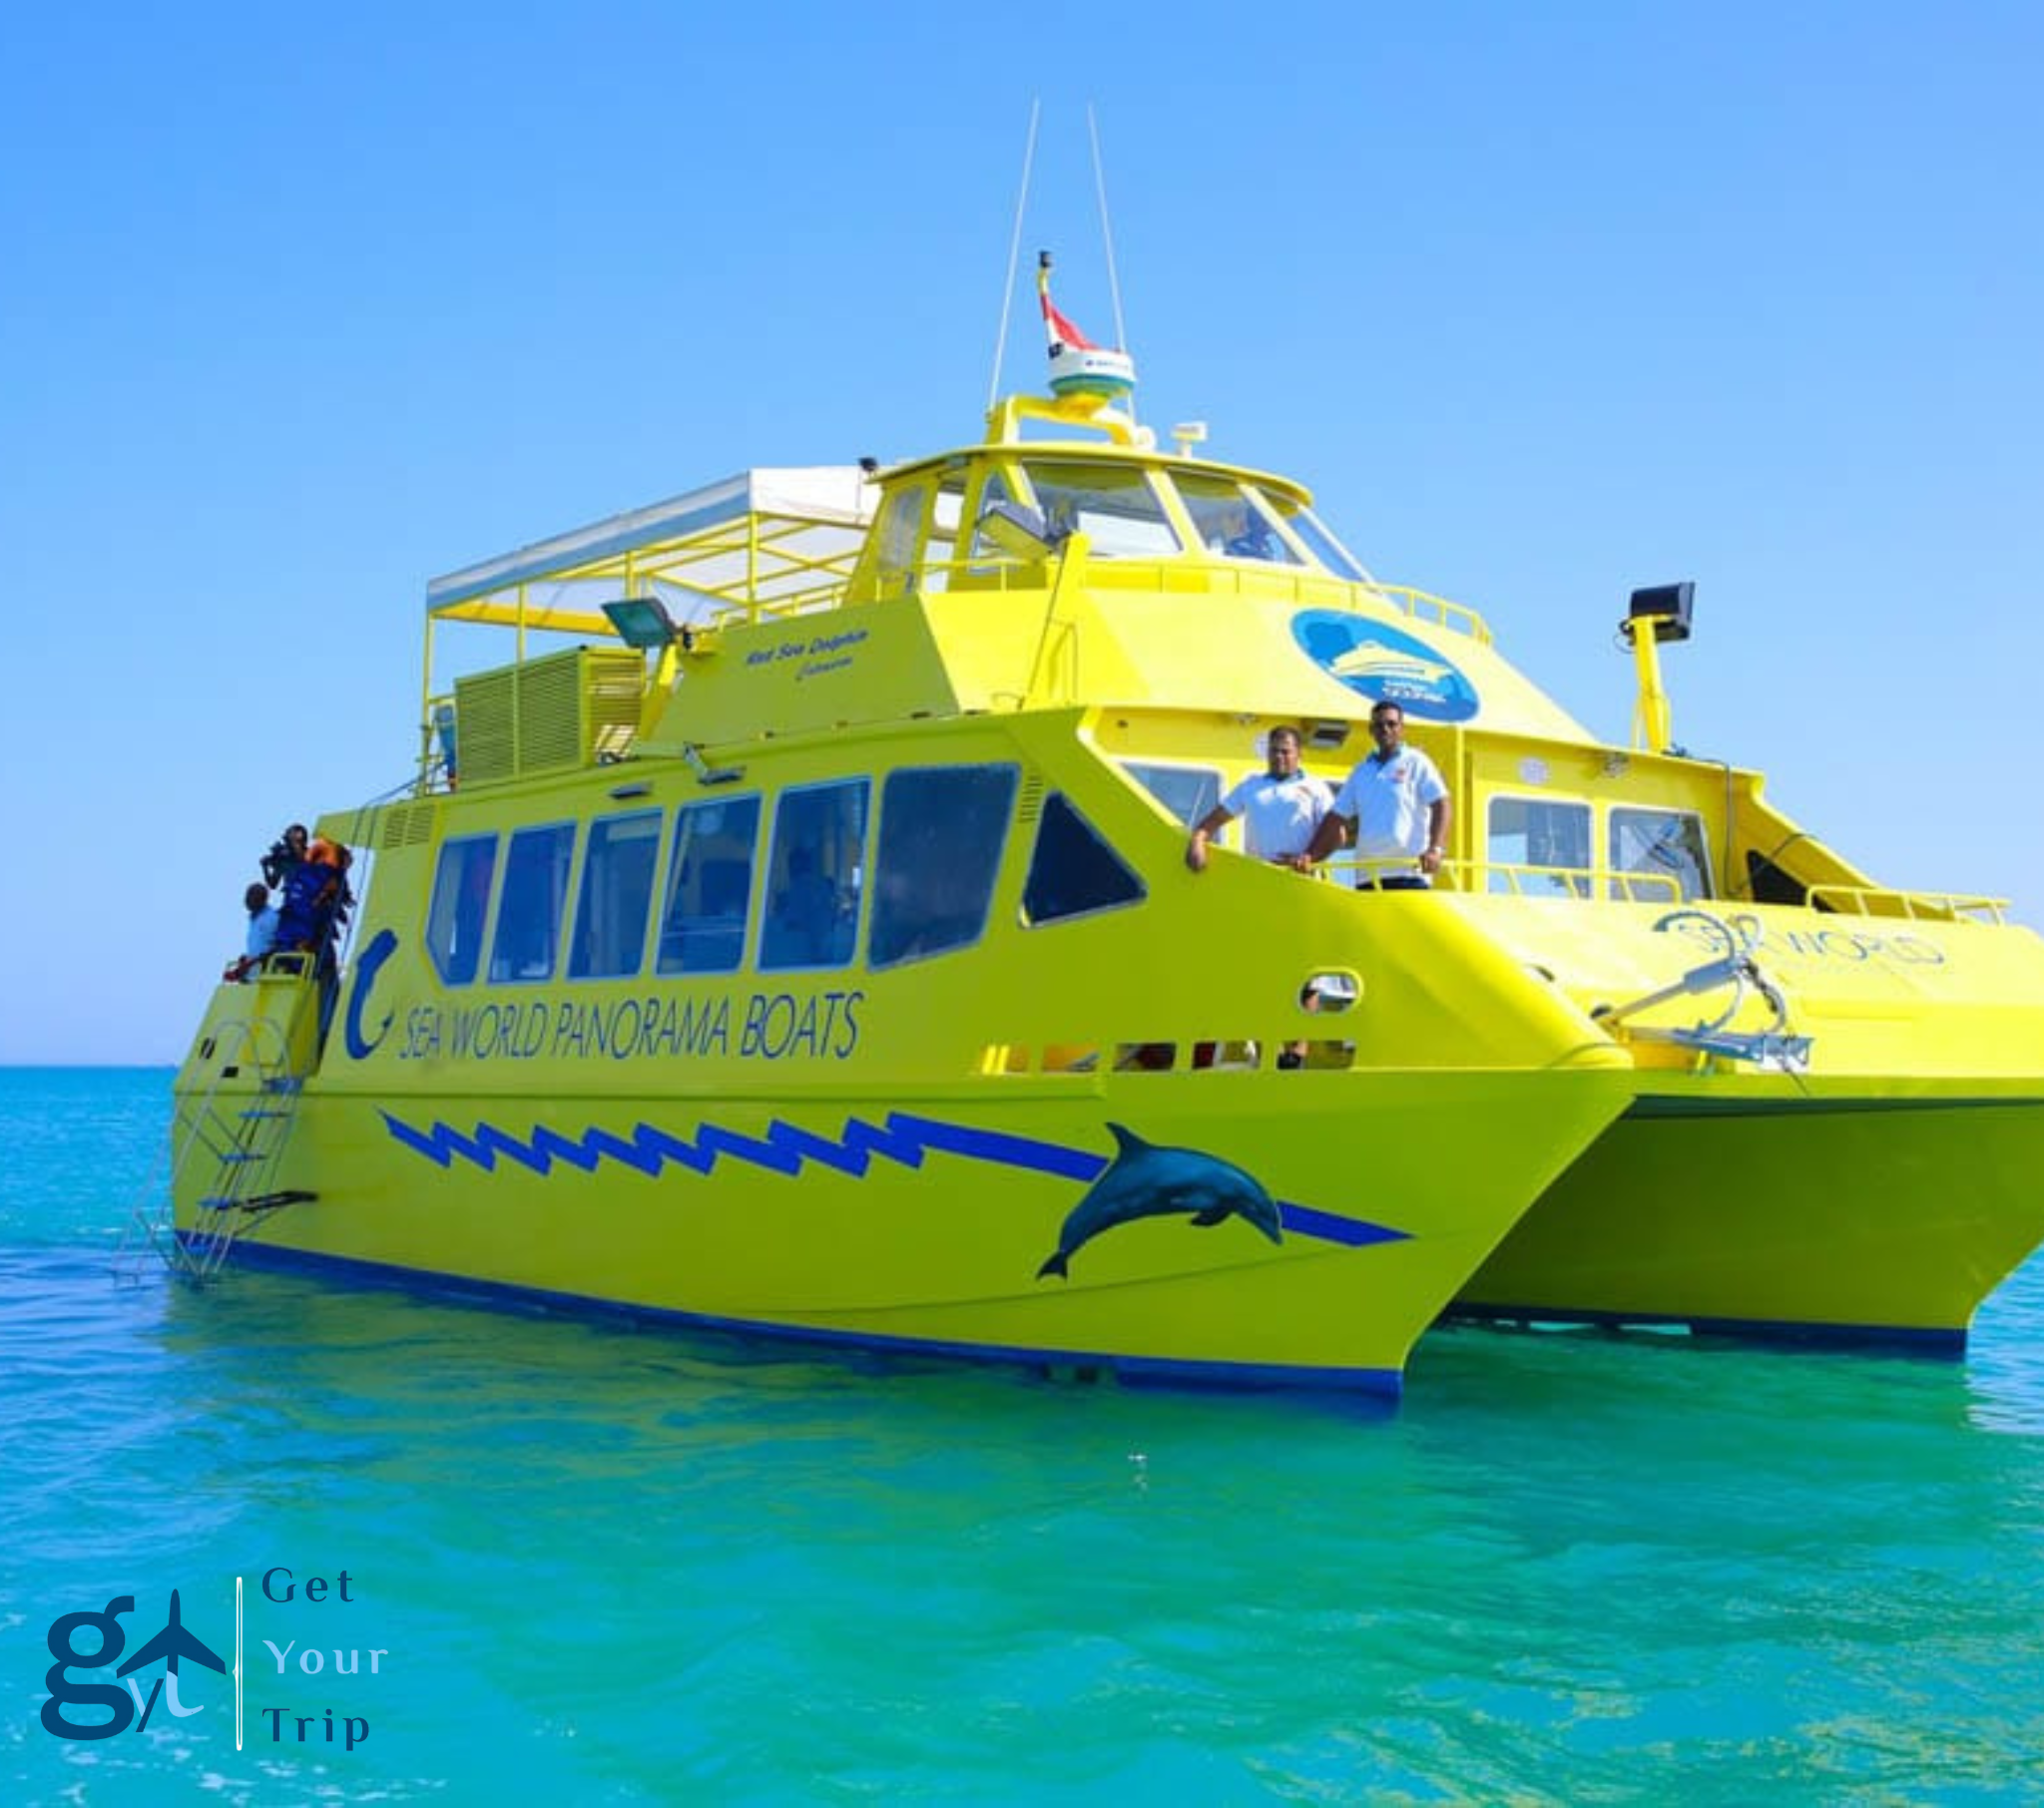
left=377, top=1109, right=1404, bottom=1249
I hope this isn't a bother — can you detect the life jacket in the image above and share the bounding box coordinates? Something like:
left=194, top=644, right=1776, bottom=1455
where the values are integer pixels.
left=276, top=859, right=341, bottom=950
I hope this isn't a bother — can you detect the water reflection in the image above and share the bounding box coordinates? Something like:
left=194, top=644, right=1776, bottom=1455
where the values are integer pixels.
left=5, top=1064, right=2044, bottom=1800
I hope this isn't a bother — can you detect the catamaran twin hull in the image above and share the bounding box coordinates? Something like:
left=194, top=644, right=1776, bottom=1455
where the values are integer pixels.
left=171, top=855, right=2044, bottom=1390
left=159, top=349, right=2044, bottom=1392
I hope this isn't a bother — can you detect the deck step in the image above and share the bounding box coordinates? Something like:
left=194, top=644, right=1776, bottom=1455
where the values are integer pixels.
left=199, top=1188, right=318, bottom=1215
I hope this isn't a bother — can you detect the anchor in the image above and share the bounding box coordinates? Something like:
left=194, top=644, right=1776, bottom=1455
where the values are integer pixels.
left=1593, top=908, right=1813, bottom=1072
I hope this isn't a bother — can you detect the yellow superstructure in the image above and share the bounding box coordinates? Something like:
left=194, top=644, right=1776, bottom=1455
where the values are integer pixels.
left=154, top=370, right=2044, bottom=1393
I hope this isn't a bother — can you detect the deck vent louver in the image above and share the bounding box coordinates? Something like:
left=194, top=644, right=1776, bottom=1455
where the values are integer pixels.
left=452, top=648, right=647, bottom=785
left=1015, top=771, right=1048, bottom=825
left=376, top=802, right=440, bottom=850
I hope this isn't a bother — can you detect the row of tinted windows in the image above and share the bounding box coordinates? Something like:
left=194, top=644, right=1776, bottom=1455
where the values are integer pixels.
left=1485, top=798, right=1712, bottom=899
left=424, top=768, right=1146, bottom=988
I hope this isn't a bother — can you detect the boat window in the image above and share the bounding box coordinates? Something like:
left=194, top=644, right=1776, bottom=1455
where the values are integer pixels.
left=1174, top=471, right=1303, bottom=565
left=920, top=470, right=968, bottom=594
left=869, top=764, right=1019, bottom=969
left=1021, top=793, right=1146, bottom=926
left=656, top=795, right=761, bottom=977
left=426, top=835, right=497, bottom=987
left=1122, top=761, right=1223, bottom=834
left=1486, top=797, right=1592, bottom=897
left=967, top=468, right=1018, bottom=563
left=871, top=483, right=926, bottom=597
left=1610, top=807, right=1712, bottom=902
left=489, top=821, right=576, bottom=983
left=1260, top=493, right=1371, bottom=581
left=569, top=810, right=663, bottom=980
left=761, top=779, right=870, bottom=972
left=1019, top=462, right=1179, bottom=558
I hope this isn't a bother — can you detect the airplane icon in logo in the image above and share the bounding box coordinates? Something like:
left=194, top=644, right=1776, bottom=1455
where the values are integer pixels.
left=117, top=1590, right=226, bottom=1720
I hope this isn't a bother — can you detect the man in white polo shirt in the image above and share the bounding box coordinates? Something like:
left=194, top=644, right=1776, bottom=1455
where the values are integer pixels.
left=1185, top=725, right=1334, bottom=873
left=1186, top=724, right=1336, bottom=1069
left=1298, top=700, right=1452, bottom=889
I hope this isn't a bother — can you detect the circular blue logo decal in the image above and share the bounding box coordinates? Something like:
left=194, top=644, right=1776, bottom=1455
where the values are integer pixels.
left=1290, top=612, right=1480, bottom=722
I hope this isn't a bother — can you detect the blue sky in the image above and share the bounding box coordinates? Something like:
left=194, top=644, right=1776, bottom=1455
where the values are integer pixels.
left=3, top=2, right=2040, bottom=1062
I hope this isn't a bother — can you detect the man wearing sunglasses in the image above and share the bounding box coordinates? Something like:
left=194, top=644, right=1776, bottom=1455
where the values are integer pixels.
left=1294, top=702, right=1451, bottom=890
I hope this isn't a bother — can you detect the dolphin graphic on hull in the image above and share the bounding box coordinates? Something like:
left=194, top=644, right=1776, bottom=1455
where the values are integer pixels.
left=1036, top=1124, right=1283, bottom=1279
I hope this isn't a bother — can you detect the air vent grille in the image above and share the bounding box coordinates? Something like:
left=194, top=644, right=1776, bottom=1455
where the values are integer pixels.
left=376, top=802, right=440, bottom=849
left=452, top=648, right=647, bottom=785
left=1015, top=771, right=1048, bottom=825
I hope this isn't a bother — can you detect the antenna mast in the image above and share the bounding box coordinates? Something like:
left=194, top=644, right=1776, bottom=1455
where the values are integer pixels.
left=1087, top=105, right=1130, bottom=363
left=987, top=99, right=1041, bottom=410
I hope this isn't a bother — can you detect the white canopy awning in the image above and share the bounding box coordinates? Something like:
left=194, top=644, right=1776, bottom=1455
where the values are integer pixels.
left=426, top=466, right=876, bottom=629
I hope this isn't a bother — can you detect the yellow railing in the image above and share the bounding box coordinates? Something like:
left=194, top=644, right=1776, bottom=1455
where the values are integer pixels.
left=710, top=580, right=856, bottom=627
left=1805, top=884, right=2009, bottom=925
left=1365, top=585, right=1492, bottom=646
left=857, top=558, right=1493, bottom=643
left=1315, top=856, right=1680, bottom=901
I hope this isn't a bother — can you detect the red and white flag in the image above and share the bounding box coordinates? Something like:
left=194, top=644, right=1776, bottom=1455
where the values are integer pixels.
left=1037, top=254, right=1097, bottom=352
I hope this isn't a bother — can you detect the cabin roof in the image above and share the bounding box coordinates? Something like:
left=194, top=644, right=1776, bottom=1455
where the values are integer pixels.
left=881, top=440, right=1314, bottom=505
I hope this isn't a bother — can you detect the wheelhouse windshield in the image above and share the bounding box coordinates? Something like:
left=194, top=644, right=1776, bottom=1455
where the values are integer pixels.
left=1255, top=489, right=1370, bottom=580
left=1018, top=462, right=1180, bottom=557
left=1175, top=471, right=1305, bottom=565
left=965, top=456, right=1371, bottom=580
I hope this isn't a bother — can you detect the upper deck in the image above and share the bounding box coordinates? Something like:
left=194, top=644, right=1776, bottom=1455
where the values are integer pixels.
left=414, top=389, right=1604, bottom=793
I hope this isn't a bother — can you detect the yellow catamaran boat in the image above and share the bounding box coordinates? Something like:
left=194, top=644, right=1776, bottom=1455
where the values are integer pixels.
left=143, top=276, right=2044, bottom=1395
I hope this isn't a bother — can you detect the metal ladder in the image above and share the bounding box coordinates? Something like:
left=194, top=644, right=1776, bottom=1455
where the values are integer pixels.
left=118, top=977, right=320, bottom=1285
left=121, top=811, right=380, bottom=1285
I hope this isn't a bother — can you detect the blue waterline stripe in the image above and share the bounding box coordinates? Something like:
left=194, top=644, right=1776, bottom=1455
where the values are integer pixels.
left=195, top=1234, right=1406, bottom=1399
left=1624, top=1094, right=2044, bottom=1121
left=1444, top=1298, right=1967, bottom=1357
left=378, top=1108, right=1409, bottom=1249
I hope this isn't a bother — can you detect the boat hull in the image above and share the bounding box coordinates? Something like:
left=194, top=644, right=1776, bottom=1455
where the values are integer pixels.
left=175, top=1072, right=1631, bottom=1394
left=1451, top=1085, right=2044, bottom=1349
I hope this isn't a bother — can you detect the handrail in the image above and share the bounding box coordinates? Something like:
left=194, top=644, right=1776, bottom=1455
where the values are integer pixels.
left=1314, top=853, right=1448, bottom=887
left=415, top=690, right=458, bottom=793
left=1311, top=856, right=1680, bottom=901
left=1363, top=585, right=1491, bottom=645
left=710, top=581, right=856, bottom=627
left=1804, top=884, right=2008, bottom=925
left=119, top=995, right=308, bottom=1283
left=857, top=557, right=1493, bottom=642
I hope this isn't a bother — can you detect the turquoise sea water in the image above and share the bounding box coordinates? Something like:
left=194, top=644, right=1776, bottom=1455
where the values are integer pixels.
left=3, top=1069, right=2041, bottom=1803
